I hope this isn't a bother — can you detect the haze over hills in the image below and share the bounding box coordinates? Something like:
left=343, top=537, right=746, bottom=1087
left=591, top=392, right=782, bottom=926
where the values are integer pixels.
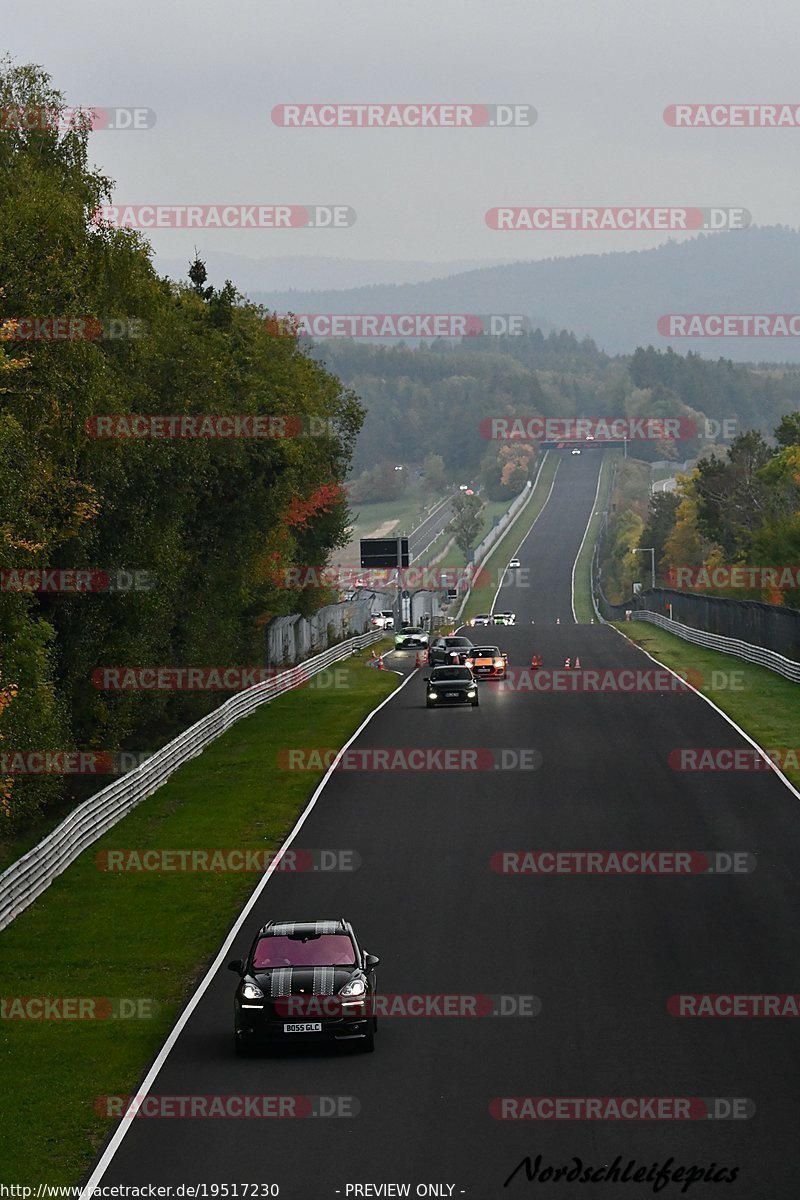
left=154, top=251, right=520, bottom=293
left=245, top=226, right=800, bottom=363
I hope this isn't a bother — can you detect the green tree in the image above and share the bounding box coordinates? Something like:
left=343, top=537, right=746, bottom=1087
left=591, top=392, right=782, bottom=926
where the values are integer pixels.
left=640, top=491, right=680, bottom=579
left=448, top=493, right=484, bottom=559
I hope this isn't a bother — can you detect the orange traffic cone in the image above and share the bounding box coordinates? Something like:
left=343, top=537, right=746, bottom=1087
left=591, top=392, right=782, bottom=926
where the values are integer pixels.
left=377, top=656, right=385, bottom=671
left=415, top=651, right=421, bottom=668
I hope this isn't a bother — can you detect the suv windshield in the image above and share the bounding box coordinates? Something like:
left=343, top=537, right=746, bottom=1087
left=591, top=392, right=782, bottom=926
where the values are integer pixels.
left=444, top=638, right=471, bottom=648
left=252, top=934, right=356, bottom=969
left=472, top=647, right=500, bottom=656
left=431, top=667, right=472, bottom=682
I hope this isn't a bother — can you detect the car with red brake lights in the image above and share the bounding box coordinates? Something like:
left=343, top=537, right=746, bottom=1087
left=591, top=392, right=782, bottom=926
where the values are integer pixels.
left=466, top=645, right=508, bottom=679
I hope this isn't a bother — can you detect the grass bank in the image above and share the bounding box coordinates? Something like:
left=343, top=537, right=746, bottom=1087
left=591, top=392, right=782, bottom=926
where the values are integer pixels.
left=0, top=644, right=397, bottom=1183
left=459, top=452, right=561, bottom=626
left=616, top=620, right=800, bottom=790
left=572, top=451, right=620, bottom=624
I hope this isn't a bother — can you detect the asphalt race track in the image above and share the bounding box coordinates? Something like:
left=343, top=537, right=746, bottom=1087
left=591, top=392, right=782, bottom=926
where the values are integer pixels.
left=408, top=493, right=458, bottom=560
left=89, top=450, right=800, bottom=1198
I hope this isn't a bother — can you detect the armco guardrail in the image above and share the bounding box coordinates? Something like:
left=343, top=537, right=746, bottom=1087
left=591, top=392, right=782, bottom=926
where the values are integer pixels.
left=408, top=493, right=457, bottom=561
left=627, top=610, right=800, bottom=683
left=453, top=453, right=547, bottom=623
left=0, top=630, right=383, bottom=931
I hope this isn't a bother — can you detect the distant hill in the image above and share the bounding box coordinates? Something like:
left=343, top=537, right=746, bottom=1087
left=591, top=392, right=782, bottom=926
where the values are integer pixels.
left=154, top=251, right=519, bottom=293
left=250, top=226, right=800, bottom=363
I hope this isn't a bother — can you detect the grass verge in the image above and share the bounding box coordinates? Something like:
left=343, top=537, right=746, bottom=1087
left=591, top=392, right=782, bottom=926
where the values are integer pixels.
left=459, top=452, right=560, bottom=626
left=348, top=495, right=433, bottom=540
left=572, top=451, right=619, bottom=624
left=0, top=643, right=397, bottom=1183
left=421, top=499, right=516, bottom=570
left=615, top=620, right=800, bottom=789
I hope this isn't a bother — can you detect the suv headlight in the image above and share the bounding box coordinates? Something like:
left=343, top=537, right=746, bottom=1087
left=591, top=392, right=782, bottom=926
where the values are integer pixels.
left=467, top=689, right=477, bottom=698
left=340, top=977, right=367, bottom=998
left=240, top=980, right=264, bottom=1002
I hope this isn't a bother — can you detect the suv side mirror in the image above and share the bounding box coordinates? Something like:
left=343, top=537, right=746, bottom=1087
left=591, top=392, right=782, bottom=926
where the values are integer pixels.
left=227, top=958, right=244, bottom=975
left=364, top=953, right=380, bottom=969
left=423, top=676, right=430, bottom=683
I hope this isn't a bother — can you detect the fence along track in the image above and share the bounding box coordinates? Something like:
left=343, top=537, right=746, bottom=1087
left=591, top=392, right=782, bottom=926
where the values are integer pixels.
left=0, top=630, right=382, bottom=931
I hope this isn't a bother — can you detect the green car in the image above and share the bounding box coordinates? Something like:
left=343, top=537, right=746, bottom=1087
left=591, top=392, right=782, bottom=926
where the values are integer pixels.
left=394, top=626, right=429, bottom=651
left=492, top=611, right=516, bottom=626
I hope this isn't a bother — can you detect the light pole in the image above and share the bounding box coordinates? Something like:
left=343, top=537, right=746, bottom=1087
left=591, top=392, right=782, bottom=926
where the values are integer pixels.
left=632, top=547, right=656, bottom=590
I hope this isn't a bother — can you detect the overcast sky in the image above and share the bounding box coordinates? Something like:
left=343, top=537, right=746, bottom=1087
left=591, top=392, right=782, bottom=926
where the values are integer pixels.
left=5, top=0, right=800, bottom=281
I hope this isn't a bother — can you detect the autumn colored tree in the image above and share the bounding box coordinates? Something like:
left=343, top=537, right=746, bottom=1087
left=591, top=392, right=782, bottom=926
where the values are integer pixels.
left=0, top=61, right=363, bottom=831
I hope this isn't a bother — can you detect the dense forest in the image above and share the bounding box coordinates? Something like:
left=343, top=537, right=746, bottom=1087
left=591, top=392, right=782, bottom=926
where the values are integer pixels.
left=599, top=415, right=800, bottom=609
left=0, top=64, right=362, bottom=832
left=311, top=334, right=800, bottom=495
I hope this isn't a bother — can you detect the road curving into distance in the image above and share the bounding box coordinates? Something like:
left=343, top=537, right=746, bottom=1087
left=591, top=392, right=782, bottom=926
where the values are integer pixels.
left=87, top=450, right=800, bottom=1199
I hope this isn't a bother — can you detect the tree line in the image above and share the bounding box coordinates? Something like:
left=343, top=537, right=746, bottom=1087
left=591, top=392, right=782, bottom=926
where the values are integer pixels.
left=0, top=62, right=362, bottom=832
left=312, top=334, right=800, bottom=500
left=600, top=415, right=800, bottom=609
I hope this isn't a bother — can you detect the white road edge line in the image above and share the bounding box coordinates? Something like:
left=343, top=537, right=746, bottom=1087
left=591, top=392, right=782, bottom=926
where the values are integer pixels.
left=488, top=454, right=561, bottom=617
left=570, top=456, right=606, bottom=624
left=81, top=667, right=417, bottom=1196
left=608, top=621, right=800, bottom=803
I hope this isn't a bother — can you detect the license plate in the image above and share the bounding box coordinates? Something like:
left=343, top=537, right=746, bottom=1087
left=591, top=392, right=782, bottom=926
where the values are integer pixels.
left=446, top=692, right=459, bottom=697
left=284, top=1022, right=322, bottom=1033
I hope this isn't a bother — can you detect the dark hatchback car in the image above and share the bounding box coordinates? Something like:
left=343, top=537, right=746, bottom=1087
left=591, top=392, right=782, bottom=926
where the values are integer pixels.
left=229, top=919, right=380, bottom=1054
left=428, top=635, right=474, bottom=665
left=425, top=665, right=479, bottom=708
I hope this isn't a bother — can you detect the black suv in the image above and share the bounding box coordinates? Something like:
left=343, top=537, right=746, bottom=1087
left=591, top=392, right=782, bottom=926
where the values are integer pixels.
left=428, top=635, right=474, bottom=665
left=230, top=919, right=380, bottom=1054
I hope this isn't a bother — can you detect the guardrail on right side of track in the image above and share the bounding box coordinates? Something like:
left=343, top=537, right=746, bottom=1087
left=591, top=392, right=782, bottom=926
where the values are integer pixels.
left=0, top=629, right=383, bottom=932
left=627, top=609, right=800, bottom=683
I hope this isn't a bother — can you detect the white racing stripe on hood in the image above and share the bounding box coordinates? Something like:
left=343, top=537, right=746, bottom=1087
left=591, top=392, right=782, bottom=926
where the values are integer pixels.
left=269, top=968, right=293, bottom=997
left=313, top=921, right=340, bottom=934
left=312, top=966, right=335, bottom=996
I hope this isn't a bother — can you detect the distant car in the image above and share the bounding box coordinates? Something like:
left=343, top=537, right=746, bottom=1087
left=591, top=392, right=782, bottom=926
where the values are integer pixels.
left=470, top=614, right=493, bottom=627
left=492, top=611, right=516, bottom=626
left=371, top=611, right=395, bottom=630
left=428, top=635, right=474, bottom=666
left=571, top=448, right=581, bottom=455
left=459, top=484, right=469, bottom=491
left=585, top=435, right=595, bottom=441
left=465, top=645, right=508, bottom=679
left=229, top=918, right=379, bottom=1054
left=508, top=557, right=521, bottom=569
left=394, top=626, right=429, bottom=650
left=424, top=665, right=479, bottom=708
